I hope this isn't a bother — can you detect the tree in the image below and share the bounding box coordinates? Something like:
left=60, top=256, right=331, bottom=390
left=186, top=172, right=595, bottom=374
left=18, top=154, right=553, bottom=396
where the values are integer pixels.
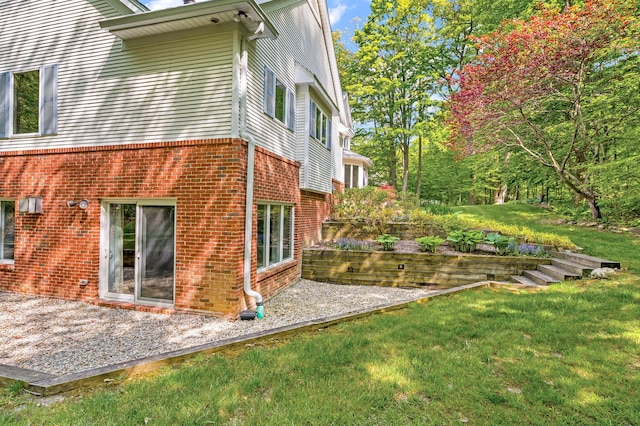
left=448, top=0, right=640, bottom=219
left=346, top=0, right=443, bottom=192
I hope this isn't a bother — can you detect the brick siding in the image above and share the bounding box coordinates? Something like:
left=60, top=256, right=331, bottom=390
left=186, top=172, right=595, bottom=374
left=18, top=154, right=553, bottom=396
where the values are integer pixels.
left=0, top=139, right=334, bottom=318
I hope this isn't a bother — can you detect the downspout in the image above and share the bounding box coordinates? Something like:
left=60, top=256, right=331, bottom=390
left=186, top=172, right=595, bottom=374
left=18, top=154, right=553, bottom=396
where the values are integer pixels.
left=238, top=34, right=264, bottom=318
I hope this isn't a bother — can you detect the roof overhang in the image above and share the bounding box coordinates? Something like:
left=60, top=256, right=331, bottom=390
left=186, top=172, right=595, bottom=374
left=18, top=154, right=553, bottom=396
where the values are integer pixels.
left=295, top=62, right=339, bottom=114
left=100, top=0, right=278, bottom=41
left=343, top=149, right=373, bottom=168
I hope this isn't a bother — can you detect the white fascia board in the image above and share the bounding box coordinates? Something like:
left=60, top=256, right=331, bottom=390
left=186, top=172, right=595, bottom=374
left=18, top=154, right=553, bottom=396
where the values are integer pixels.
left=104, top=0, right=148, bottom=14
left=100, top=0, right=278, bottom=40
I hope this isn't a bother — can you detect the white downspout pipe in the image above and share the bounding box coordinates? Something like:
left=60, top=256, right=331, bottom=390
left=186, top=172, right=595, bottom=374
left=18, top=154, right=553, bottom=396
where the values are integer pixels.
left=238, top=35, right=264, bottom=318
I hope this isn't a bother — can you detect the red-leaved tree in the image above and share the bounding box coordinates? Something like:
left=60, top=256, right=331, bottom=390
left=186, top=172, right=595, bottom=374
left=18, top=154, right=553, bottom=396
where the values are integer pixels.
left=448, top=0, right=640, bottom=219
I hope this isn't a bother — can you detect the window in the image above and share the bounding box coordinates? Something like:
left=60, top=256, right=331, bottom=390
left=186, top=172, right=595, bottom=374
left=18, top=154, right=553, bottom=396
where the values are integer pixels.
left=0, top=65, right=58, bottom=138
left=341, top=137, right=350, bottom=150
left=344, top=165, right=349, bottom=188
left=257, top=204, right=293, bottom=270
left=344, top=164, right=360, bottom=189
left=14, top=71, right=39, bottom=134
left=263, top=66, right=295, bottom=131
left=308, top=99, right=332, bottom=149
left=0, top=201, right=15, bottom=262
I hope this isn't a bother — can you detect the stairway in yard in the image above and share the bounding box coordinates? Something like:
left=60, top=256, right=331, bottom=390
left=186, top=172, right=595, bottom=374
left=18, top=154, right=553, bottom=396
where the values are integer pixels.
left=511, top=251, right=621, bottom=287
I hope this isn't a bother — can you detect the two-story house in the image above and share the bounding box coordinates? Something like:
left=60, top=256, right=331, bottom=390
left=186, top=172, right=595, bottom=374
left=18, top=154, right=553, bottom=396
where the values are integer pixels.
left=0, top=0, right=353, bottom=318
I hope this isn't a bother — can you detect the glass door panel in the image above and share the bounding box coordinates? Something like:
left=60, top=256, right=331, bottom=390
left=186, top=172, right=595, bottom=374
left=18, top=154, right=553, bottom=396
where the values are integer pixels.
left=138, top=206, right=175, bottom=303
left=107, top=203, right=136, bottom=297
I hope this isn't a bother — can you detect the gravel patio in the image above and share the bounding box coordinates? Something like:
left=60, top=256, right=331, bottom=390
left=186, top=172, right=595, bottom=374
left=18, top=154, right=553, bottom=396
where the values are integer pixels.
left=1, top=280, right=437, bottom=377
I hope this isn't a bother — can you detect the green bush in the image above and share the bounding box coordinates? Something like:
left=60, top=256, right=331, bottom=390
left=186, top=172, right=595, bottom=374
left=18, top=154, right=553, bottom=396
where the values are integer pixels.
left=333, top=187, right=395, bottom=235
left=447, top=230, right=485, bottom=253
left=484, top=233, right=514, bottom=256
left=415, top=236, right=445, bottom=253
left=376, top=234, right=400, bottom=251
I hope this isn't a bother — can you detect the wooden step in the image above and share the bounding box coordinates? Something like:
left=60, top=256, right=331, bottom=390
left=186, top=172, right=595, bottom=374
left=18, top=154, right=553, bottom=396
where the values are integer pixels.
left=552, top=251, right=621, bottom=269
left=510, top=275, right=544, bottom=287
left=523, top=269, right=561, bottom=286
left=551, top=258, right=593, bottom=277
left=537, top=264, right=581, bottom=281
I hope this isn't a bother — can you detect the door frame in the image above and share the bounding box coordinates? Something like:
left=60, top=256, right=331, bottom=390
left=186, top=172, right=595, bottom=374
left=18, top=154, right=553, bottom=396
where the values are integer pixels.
left=99, top=198, right=177, bottom=307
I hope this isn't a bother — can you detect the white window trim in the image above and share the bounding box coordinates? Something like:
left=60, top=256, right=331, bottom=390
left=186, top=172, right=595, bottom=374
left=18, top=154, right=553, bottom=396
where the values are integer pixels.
left=0, top=65, right=57, bottom=139
left=257, top=203, right=294, bottom=272
left=0, top=199, right=15, bottom=264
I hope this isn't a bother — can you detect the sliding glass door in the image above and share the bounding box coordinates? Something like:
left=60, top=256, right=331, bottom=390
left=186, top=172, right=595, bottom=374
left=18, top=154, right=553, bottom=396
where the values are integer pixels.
left=101, top=201, right=175, bottom=305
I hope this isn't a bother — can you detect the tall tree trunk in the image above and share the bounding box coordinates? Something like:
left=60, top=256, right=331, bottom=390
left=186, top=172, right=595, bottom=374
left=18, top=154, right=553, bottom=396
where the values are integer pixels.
left=389, top=149, right=398, bottom=189
left=416, top=134, right=422, bottom=199
left=587, top=196, right=602, bottom=220
left=468, top=172, right=476, bottom=205
left=401, top=138, right=410, bottom=193
left=495, top=185, right=508, bottom=204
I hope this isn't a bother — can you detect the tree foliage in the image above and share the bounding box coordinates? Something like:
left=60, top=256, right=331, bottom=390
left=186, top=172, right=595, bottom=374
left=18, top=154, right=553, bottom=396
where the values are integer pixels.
left=448, top=0, right=640, bottom=219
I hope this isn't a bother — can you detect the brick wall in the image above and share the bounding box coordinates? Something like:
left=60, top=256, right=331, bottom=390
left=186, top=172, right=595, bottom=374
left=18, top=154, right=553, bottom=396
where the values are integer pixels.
left=0, top=139, right=248, bottom=317
left=0, top=139, right=335, bottom=318
left=251, top=146, right=301, bottom=307
left=299, top=190, right=334, bottom=247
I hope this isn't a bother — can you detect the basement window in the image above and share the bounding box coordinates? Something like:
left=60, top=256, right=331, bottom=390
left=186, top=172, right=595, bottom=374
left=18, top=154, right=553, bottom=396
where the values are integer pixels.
left=0, top=200, right=15, bottom=262
left=257, top=204, right=293, bottom=270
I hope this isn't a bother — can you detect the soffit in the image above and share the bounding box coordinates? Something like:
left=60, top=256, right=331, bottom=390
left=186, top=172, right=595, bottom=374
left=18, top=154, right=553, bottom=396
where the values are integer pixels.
left=100, top=0, right=277, bottom=40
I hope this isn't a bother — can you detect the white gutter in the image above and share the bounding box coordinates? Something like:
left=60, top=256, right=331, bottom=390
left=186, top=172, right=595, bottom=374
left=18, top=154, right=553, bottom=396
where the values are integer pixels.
left=238, top=34, right=264, bottom=318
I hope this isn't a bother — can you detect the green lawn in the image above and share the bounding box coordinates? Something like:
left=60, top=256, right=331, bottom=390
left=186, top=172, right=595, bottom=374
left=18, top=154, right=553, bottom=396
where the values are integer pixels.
left=2, top=205, right=639, bottom=425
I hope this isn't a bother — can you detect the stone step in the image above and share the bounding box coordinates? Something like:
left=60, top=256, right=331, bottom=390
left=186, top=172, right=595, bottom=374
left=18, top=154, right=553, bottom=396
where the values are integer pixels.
left=552, top=251, right=621, bottom=269
left=510, top=275, right=544, bottom=287
left=537, top=264, right=581, bottom=281
left=551, top=258, right=593, bottom=277
left=523, top=269, right=561, bottom=286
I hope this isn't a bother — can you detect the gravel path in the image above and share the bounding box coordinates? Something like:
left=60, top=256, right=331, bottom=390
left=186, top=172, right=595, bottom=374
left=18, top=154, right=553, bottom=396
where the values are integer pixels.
left=0, top=280, right=436, bottom=376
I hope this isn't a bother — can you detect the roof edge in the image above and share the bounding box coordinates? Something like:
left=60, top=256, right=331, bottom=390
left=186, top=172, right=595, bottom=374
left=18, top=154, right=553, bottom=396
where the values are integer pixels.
left=100, top=0, right=278, bottom=40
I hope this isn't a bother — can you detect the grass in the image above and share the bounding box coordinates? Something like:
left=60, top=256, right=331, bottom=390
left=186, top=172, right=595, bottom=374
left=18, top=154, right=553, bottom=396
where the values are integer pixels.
left=2, top=205, right=639, bottom=424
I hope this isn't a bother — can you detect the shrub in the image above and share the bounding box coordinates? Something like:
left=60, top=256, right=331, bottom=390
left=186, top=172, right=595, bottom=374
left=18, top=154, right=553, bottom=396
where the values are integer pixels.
left=451, top=214, right=576, bottom=249
left=416, top=236, right=445, bottom=253
left=376, top=234, right=400, bottom=251
left=447, top=230, right=485, bottom=253
left=422, top=201, right=454, bottom=216
left=333, top=187, right=396, bottom=235
left=484, top=233, right=514, bottom=256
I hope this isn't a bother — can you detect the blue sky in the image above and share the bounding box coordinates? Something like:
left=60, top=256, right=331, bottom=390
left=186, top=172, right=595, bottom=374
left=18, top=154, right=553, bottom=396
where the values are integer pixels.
left=140, top=0, right=371, bottom=38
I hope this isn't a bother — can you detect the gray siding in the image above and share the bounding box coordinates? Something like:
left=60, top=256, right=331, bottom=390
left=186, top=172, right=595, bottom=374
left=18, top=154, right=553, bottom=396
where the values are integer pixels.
left=0, top=0, right=234, bottom=151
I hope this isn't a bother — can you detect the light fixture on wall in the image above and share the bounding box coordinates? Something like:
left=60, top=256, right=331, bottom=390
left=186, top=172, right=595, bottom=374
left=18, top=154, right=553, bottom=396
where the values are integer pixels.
left=233, top=10, right=254, bottom=23
left=67, top=199, right=89, bottom=210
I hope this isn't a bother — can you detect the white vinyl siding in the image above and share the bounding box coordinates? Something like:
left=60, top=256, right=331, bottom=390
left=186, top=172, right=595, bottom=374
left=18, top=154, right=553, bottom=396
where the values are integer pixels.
left=307, top=136, right=333, bottom=193
left=247, top=0, right=338, bottom=165
left=0, top=0, right=234, bottom=151
left=245, top=41, right=297, bottom=159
